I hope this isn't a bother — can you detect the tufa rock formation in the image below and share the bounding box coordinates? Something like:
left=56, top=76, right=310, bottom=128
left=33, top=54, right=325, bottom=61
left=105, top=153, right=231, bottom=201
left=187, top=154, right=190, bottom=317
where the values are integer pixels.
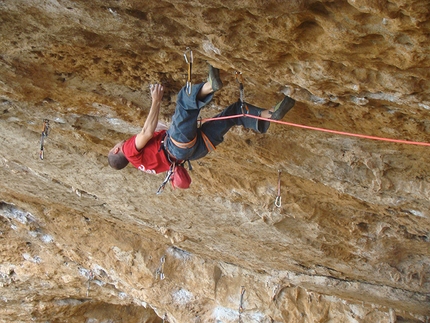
left=0, top=0, right=429, bottom=322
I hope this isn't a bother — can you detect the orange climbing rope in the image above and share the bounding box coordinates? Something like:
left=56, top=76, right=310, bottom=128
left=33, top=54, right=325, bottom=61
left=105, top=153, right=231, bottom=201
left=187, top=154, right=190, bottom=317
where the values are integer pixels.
left=200, top=113, right=430, bottom=147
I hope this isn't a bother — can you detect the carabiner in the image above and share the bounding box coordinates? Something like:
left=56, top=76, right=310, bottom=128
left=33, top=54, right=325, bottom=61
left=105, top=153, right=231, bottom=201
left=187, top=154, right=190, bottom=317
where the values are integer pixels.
left=235, top=71, right=244, bottom=85
left=39, top=119, right=49, bottom=160
left=42, top=119, right=50, bottom=136
left=184, top=47, right=193, bottom=96
left=239, top=286, right=246, bottom=313
left=274, top=170, right=282, bottom=208
left=275, top=195, right=282, bottom=208
left=156, top=169, right=173, bottom=194
left=235, top=71, right=245, bottom=101
left=235, top=72, right=248, bottom=114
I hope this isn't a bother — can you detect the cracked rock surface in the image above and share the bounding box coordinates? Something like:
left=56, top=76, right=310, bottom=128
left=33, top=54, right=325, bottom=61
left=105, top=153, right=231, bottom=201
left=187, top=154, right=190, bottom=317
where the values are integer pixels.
left=0, top=0, right=429, bottom=322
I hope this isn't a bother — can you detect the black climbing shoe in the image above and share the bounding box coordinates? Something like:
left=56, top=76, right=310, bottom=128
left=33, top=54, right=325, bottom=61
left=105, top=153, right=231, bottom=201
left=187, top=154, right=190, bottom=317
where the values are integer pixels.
left=270, top=96, right=295, bottom=120
left=208, top=65, right=223, bottom=92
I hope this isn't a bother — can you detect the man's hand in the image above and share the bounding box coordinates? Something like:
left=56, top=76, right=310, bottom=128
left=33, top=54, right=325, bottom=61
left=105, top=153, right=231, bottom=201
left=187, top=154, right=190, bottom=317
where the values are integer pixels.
left=135, top=83, right=165, bottom=151
left=150, top=83, right=164, bottom=103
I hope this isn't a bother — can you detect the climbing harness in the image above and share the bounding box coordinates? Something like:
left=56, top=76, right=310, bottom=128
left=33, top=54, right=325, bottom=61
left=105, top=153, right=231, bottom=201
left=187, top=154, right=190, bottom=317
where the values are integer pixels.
left=238, top=286, right=245, bottom=323
left=39, top=119, right=50, bottom=160
left=155, top=255, right=166, bottom=280
left=157, top=135, right=193, bottom=194
left=169, top=134, right=197, bottom=149
left=235, top=72, right=249, bottom=114
left=184, top=47, right=193, bottom=96
left=275, top=170, right=282, bottom=208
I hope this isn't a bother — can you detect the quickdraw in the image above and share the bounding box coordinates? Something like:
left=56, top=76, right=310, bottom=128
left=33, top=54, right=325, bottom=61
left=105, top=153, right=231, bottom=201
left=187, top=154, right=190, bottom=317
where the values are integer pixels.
left=235, top=72, right=249, bottom=115
left=156, top=168, right=174, bottom=195
left=275, top=170, right=282, bottom=208
left=184, top=47, right=193, bottom=96
left=155, top=255, right=166, bottom=280
left=239, top=286, right=245, bottom=313
left=238, top=286, right=245, bottom=323
left=39, top=119, right=50, bottom=160
left=86, top=269, right=94, bottom=297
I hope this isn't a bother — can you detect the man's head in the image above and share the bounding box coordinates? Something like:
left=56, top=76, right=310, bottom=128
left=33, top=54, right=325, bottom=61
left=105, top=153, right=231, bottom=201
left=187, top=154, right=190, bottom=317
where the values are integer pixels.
left=108, top=141, right=129, bottom=170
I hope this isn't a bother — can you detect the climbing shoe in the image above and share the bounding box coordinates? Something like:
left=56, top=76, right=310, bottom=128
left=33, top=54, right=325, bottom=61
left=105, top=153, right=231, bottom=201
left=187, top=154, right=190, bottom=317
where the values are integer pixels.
left=208, top=65, right=223, bottom=92
left=270, top=96, right=296, bottom=120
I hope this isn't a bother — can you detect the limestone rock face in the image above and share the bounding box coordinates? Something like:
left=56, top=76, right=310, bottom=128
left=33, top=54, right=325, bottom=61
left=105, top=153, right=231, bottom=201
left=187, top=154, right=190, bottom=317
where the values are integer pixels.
left=0, top=0, right=429, bottom=322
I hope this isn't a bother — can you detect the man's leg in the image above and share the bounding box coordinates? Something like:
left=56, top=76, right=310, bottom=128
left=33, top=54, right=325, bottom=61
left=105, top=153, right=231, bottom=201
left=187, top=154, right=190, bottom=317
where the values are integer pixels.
left=167, top=83, right=212, bottom=145
left=200, top=96, right=295, bottom=148
left=165, top=65, right=223, bottom=160
left=199, top=101, right=269, bottom=147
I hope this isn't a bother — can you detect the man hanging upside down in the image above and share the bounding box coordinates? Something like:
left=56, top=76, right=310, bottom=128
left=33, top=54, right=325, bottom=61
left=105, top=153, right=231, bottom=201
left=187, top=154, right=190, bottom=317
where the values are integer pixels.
left=108, top=65, right=295, bottom=180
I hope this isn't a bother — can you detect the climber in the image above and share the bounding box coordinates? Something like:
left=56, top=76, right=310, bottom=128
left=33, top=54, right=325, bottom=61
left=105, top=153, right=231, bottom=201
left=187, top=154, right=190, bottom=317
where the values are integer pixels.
left=108, top=65, right=295, bottom=177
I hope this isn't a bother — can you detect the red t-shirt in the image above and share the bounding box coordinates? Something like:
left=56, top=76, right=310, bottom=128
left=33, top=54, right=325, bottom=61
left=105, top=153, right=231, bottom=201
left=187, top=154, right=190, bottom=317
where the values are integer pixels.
left=122, top=130, right=171, bottom=174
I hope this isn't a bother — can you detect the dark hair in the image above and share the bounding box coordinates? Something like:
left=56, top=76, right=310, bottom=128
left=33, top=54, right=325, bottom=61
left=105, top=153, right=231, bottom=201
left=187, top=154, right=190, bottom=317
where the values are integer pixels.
left=108, top=152, right=129, bottom=170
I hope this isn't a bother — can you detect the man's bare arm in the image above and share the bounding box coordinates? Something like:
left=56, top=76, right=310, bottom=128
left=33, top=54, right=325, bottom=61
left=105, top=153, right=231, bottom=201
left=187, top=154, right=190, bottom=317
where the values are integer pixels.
left=135, top=84, right=164, bottom=151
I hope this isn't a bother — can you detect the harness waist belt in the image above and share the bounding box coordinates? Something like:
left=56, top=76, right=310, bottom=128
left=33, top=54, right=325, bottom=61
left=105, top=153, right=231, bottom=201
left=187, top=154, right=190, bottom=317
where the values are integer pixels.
left=169, top=135, right=197, bottom=149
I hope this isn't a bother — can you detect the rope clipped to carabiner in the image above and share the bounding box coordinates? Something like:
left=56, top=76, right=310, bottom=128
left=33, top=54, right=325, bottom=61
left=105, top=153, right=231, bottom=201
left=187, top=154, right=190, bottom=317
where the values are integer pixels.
left=39, top=119, right=50, bottom=160
left=184, top=47, right=193, bottom=96
left=275, top=170, right=282, bottom=208
left=235, top=72, right=249, bottom=115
